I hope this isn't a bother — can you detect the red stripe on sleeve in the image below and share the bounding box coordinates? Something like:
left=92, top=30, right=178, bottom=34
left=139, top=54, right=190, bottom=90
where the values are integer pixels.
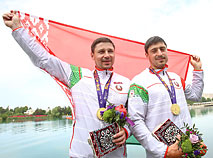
left=12, top=26, right=23, bottom=32
left=181, top=77, right=186, bottom=90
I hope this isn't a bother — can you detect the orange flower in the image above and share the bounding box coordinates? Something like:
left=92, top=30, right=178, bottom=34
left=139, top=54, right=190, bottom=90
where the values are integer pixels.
left=115, top=104, right=127, bottom=117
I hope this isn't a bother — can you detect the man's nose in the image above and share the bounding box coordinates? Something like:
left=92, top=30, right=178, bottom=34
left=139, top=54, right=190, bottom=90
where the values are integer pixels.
left=104, top=51, right=110, bottom=58
left=156, top=49, right=163, bottom=55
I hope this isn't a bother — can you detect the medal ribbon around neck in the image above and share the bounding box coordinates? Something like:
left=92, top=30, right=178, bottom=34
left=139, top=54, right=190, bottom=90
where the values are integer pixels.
left=94, top=70, right=113, bottom=109
left=149, top=68, right=177, bottom=104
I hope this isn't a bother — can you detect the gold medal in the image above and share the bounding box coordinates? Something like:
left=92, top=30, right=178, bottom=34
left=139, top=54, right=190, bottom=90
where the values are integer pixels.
left=171, top=104, right=180, bottom=115
left=97, top=108, right=106, bottom=120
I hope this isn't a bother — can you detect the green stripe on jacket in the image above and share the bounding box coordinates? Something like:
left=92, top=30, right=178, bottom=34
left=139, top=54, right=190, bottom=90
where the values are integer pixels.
left=129, top=84, right=149, bottom=103
left=70, top=64, right=82, bottom=88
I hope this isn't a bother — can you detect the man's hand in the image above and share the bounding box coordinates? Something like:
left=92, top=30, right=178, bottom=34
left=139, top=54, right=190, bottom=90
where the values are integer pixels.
left=166, top=135, right=183, bottom=158
left=190, top=55, right=202, bottom=70
left=2, top=10, right=21, bottom=30
left=112, top=128, right=126, bottom=146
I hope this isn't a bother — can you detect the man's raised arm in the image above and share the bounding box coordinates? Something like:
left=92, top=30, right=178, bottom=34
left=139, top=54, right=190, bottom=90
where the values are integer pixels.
left=2, top=11, right=71, bottom=87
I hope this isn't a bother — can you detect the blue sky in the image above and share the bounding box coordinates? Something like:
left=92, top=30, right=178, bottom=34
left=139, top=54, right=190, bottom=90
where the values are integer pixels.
left=0, top=0, right=213, bottom=109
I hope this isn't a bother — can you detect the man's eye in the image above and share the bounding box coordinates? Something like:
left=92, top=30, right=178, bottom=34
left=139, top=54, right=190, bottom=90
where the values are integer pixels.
left=151, top=49, right=157, bottom=53
left=108, top=50, right=113, bottom=53
left=98, top=50, right=105, bottom=54
left=160, top=47, right=166, bottom=51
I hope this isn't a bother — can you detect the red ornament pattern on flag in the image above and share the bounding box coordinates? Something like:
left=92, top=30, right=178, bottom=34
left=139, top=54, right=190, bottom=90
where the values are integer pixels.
left=18, top=11, right=76, bottom=119
left=19, top=12, right=50, bottom=52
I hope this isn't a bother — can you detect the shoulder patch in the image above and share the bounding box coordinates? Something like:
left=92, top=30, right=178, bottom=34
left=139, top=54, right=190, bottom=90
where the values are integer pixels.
left=70, top=64, right=82, bottom=88
left=129, top=83, right=149, bottom=103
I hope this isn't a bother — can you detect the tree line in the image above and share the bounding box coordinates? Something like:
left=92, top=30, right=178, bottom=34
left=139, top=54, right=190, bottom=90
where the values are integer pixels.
left=187, top=96, right=213, bottom=105
left=0, top=106, right=72, bottom=121
left=1, top=96, right=212, bottom=121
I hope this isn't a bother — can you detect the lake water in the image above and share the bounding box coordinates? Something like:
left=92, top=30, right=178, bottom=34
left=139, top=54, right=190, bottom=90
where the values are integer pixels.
left=0, top=106, right=212, bottom=158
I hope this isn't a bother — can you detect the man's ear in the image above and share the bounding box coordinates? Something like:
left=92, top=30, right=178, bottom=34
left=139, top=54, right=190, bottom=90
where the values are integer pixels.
left=145, top=52, right=148, bottom=58
left=91, top=52, right=94, bottom=59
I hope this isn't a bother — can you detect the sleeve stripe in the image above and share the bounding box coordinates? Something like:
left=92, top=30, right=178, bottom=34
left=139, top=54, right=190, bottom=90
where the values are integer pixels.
left=181, top=77, right=185, bottom=91
left=78, top=66, right=81, bottom=79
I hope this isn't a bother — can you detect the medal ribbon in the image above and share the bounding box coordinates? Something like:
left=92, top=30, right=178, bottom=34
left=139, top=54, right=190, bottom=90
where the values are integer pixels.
left=149, top=68, right=177, bottom=104
left=94, top=70, right=113, bottom=108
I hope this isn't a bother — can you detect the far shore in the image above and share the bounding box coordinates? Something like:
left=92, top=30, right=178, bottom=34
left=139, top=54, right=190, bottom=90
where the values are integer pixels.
left=189, top=103, right=213, bottom=109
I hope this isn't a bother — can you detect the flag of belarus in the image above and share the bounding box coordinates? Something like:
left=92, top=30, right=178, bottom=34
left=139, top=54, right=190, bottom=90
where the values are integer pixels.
left=18, top=11, right=191, bottom=116
left=18, top=11, right=190, bottom=81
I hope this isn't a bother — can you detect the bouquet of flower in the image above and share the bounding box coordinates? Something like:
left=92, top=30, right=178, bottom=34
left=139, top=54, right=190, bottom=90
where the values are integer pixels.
left=100, top=103, right=134, bottom=127
left=178, top=123, right=207, bottom=158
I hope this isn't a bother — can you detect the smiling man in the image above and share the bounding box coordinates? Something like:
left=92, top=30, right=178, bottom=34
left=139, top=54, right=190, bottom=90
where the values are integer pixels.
left=145, top=41, right=168, bottom=69
left=128, top=36, right=204, bottom=158
left=3, top=11, right=130, bottom=158
left=91, top=38, right=115, bottom=70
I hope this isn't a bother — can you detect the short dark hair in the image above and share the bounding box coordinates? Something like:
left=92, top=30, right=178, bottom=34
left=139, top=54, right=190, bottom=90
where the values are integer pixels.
left=144, top=36, right=167, bottom=53
left=91, top=37, right=115, bottom=53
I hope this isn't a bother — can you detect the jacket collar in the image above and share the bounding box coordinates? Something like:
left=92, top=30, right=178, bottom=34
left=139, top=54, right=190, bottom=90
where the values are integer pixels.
left=95, top=66, right=113, bottom=71
left=149, top=64, right=168, bottom=74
